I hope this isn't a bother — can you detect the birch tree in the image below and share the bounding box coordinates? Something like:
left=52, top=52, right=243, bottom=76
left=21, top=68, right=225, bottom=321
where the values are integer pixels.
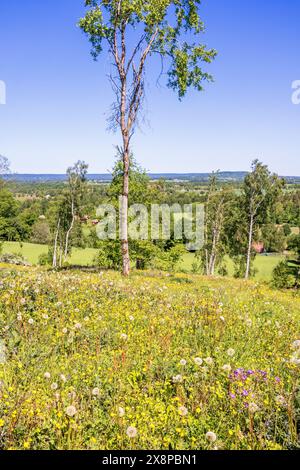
left=203, top=175, right=233, bottom=276
left=64, top=161, right=88, bottom=261
left=52, top=161, right=88, bottom=268
left=243, top=160, right=283, bottom=279
left=79, top=0, right=216, bottom=276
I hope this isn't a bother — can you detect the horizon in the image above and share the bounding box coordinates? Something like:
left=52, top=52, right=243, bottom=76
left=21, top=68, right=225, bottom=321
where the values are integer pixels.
left=4, top=170, right=300, bottom=179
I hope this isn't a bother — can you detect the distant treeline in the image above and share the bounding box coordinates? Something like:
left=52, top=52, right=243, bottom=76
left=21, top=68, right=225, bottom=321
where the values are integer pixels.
left=3, top=172, right=300, bottom=184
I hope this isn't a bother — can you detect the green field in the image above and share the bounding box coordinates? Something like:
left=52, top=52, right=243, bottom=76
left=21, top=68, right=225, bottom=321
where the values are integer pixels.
left=1, top=242, right=283, bottom=281
left=181, top=253, right=284, bottom=281
left=1, top=242, right=98, bottom=266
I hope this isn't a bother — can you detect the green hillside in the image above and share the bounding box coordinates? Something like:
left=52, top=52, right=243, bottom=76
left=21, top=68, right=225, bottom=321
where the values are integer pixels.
left=0, top=267, right=299, bottom=450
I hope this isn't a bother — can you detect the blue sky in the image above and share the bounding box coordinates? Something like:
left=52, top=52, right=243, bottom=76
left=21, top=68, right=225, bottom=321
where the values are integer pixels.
left=0, top=0, right=299, bottom=175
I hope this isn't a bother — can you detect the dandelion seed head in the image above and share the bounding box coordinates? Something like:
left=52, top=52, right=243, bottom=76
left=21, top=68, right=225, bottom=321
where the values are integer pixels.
left=206, top=431, right=217, bottom=443
left=92, top=387, right=100, bottom=397
left=178, top=406, right=188, bottom=417
left=172, top=374, right=183, bottom=384
left=227, top=348, right=235, bottom=357
left=249, top=402, right=259, bottom=413
left=65, top=405, right=77, bottom=417
left=126, top=426, right=138, bottom=438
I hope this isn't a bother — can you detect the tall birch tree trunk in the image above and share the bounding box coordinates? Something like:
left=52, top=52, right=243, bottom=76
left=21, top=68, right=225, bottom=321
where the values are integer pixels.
left=64, top=199, right=75, bottom=262
left=52, top=218, right=60, bottom=268
left=120, top=140, right=130, bottom=276
left=245, top=214, right=254, bottom=279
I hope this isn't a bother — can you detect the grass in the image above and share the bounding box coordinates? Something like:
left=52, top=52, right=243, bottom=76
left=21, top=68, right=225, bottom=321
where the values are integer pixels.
left=1, top=242, right=98, bottom=266
left=1, top=242, right=284, bottom=281
left=180, top=253, right=284, bottom=281
left=0, top=267, right=299, bottom=450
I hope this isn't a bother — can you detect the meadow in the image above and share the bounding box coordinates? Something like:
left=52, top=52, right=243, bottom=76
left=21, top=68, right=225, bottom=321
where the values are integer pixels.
left=0, top=266, right=299, bottom=450
left=1, top=242, right=97, bottom=267
left=1, top=242, right=284, bottom=281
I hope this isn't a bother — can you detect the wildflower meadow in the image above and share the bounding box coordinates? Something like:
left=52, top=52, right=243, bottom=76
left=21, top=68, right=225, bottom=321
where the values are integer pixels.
left=0, top=267, right=299, bottom=450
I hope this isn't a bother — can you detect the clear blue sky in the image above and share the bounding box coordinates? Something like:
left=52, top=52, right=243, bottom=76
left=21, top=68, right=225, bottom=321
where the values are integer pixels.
left=0, top=0, right=299, bottom=175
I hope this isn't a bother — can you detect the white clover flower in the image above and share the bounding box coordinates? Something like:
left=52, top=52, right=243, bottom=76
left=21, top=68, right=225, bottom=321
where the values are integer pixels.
left=126, top=426, right=138, bottom=438
left=206, top=431, right=217, bottom=443
left=92, top=387, right=100, bottom=397
left=222, top=364, right=232, bottom=373
left=219, top=316, right=225, bottom=322
left=44, top=372, right=51, bottom=379
left=249, top=402, right=259, bottom=414
left=178, top=406, right=188, bottom=417
left=194, top=357, right=203, bottom=366
left=17, top=313, right=22, bottom=321
left=180, top=359, right=187, bottom=366
left=74, top=323, right=82, bottom=330
left=28, top=318, right=34, bottom=325
left=227, top=348, right=235, bottom=357
left=65, top=405, right=77, bottom=417
left=42, top=314, right=49, bottom=320
left=172, top=374, right=183, bottom=384
left=120, top=333, right=128, bottom=341
left=292, top=340, right=300, bottom=350
left=118, top=407, right=125, bottom=417
left=60, top=374, right=67, bottom=382
left=204, top=357, right=214, bottom=366
left=129, top=316, right=134, bottom=321
left=51, top=382, right=58, bottom=391
left=62, top=328, right=68, bottom=334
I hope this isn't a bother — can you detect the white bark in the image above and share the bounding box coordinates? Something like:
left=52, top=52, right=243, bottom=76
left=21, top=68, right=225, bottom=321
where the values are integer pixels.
left=245, top=214, right=254, bottom=279
left=64, top=199, right=75, bottom=261
left=52, top=218, right=60, bottom=268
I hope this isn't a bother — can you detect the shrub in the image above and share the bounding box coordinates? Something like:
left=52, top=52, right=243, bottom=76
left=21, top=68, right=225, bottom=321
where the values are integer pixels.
left=272, top=260, right=299, bottom=289
left=38, top=252, right=51, bottom=266
left=0, top=252, right=30, bottom=266
left=93, top=241, right=121, bottom=270
left=30, top=221, right=51, bottom=245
